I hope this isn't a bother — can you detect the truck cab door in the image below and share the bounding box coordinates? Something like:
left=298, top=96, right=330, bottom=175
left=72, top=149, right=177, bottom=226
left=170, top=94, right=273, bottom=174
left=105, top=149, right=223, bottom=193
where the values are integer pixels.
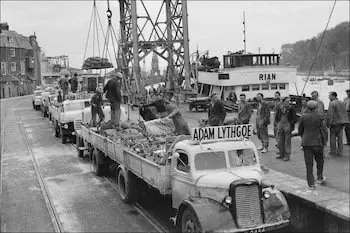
left=171, top=151, right=192, bottom=209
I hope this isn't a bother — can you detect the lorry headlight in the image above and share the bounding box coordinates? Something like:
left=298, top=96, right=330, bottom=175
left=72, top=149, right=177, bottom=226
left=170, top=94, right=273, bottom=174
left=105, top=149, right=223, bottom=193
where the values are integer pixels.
left=224, top=195, right=232, bottom=205
left=63, top=124, right=69, bottom=129
left=263, top=190, right=271, bottom=199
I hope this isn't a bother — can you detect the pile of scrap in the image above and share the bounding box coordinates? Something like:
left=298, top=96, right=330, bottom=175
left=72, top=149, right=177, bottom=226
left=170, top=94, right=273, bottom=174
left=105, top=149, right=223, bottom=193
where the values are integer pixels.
left=82, top=57, right=113, bottom=70
left=95, top=120, right=178, bottom=165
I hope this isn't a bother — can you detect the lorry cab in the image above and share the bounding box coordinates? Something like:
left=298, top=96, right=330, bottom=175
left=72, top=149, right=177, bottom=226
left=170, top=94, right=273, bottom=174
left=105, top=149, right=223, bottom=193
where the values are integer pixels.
left=32, top=90, right=44, bottom=110
left=171, top=139, right=261, bottom=209
left=170, top=125, right=290, bottom=233
left=53, top=98, right=91, bottom=143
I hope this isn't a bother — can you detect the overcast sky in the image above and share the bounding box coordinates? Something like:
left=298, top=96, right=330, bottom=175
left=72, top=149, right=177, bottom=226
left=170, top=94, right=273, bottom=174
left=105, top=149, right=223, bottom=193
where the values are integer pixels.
left=1, top=1, right=349, bottom=70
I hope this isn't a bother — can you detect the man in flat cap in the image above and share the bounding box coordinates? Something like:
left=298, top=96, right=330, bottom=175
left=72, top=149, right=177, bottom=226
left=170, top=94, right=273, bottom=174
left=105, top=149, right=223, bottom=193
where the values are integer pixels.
left=103, top=72, right=122, bottom=127
left=344, top=89, right=350, bottom=145
left=298, top=100, right=328, bottom=190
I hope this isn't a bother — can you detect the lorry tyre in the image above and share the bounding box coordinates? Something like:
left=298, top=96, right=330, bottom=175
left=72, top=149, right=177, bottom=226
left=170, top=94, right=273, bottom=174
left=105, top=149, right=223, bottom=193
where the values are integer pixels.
left=61, top=135, right=67, bottom=144
left=181, top=208, right=202, bottom=233
left=92, top=149, right=108, bottom=176
left=76, top=135, right=84, bottom=158
left=54, top=121, right=60, bottom=137
left=117, top=167, right=139, bottom=203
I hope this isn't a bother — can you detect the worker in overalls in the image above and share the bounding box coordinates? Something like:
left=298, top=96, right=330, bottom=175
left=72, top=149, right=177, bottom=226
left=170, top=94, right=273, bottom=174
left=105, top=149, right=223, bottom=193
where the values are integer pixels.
left=91, top=88, right=105, bottom=127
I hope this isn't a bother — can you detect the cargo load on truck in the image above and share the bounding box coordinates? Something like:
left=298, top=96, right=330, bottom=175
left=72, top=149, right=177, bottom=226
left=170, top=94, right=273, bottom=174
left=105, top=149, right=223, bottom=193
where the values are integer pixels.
left=84, top=117, right=183, bottom=165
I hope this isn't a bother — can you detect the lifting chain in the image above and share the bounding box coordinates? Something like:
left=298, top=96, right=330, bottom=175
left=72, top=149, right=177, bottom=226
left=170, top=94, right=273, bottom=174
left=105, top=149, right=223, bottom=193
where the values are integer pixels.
left=106, top=0, right=112, bottom=25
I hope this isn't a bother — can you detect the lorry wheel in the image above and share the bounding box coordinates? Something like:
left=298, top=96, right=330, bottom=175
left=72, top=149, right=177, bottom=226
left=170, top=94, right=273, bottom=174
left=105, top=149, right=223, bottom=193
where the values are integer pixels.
left=61, top=135, right=67, bottom=144
left=181, top=208, right=202, bottom=233
left=117, top=168, right=139, bottom=203
left=92, top=149, right=108, bottom=176
left=54, top=122, right=60, bottom=137
left=76, top=136, right=84, bottom=158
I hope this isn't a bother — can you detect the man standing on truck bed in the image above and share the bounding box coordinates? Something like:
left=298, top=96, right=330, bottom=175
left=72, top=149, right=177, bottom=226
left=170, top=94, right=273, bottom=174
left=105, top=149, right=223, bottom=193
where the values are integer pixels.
left=70, top=73, right=78, bottom=93
left=103, top=72, right=122, bottom=127
left=91, top=88, right=105, bottom=127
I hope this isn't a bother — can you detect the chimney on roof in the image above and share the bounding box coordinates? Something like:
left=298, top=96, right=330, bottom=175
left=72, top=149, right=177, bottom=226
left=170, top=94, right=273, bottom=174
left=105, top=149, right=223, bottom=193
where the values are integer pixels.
left=0, top=22, right=9, bottom=33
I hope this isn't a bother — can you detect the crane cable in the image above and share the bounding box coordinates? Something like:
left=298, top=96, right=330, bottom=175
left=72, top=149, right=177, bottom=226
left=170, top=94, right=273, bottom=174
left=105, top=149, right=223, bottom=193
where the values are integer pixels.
left=100, top=0, right=124, bottom=80
left=301, top=0, right=337, bottom=95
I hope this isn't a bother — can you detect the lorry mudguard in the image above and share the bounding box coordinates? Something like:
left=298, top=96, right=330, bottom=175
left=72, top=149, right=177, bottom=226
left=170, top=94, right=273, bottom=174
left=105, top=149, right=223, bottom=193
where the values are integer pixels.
left=177, top=197, right=236, bottom=232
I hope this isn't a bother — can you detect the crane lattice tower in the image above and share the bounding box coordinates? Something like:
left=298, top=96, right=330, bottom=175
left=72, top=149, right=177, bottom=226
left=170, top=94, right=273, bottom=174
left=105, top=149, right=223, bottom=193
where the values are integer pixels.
left=117, top=0, right=191, bottom=94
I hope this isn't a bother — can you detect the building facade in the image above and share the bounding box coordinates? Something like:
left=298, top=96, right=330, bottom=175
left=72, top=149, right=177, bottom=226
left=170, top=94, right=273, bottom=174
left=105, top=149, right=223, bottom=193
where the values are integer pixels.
left=0, top=22, right=41, bottom=99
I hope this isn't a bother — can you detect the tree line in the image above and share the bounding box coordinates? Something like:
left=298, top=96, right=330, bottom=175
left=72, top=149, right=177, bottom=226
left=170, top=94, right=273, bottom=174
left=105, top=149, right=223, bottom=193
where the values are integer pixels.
left=281, top=21, right=349, bottom=73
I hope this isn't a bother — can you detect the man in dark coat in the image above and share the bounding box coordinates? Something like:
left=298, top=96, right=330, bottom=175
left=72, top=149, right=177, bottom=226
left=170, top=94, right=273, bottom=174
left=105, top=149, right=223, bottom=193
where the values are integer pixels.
left=344, top=89, right=350, bottom=145
left=273, top=91, right=282, bottom=148
left=70, top=73, right=79, bottom=93
left=103, top=73, right=122, bottom=127
left=237, top=93, right=251, bottom=124
left=326, top=91, right=349, bottom=156
left=59, top=75, right=69, bottom=101
left=298, top=100, right=328, bottom=189
left=208, top=93, right=226, bottom=126
left=275, top=97, right=297, bottom=161
left=256, top=93, right=270, bottom=153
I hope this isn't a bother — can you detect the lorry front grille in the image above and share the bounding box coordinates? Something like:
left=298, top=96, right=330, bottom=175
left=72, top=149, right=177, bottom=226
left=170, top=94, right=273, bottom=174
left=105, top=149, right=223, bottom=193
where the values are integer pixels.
left=230, top=180, right=263, bottom=228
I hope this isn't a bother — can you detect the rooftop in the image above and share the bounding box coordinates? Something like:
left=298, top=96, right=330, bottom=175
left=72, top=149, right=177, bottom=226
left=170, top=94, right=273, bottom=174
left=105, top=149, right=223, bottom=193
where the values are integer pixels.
left=0, top=30, right=33, bottom=50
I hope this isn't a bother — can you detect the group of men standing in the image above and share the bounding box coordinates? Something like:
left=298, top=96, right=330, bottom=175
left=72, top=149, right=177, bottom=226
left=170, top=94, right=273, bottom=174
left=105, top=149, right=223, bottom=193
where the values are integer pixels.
left=298, top=89, right=349, bottom=189
left=205, top=89, right=350, bottom=190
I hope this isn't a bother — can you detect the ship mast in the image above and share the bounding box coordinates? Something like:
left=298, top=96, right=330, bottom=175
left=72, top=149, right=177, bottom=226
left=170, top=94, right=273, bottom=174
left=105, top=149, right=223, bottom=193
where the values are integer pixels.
left=243, top=11, right=246, bottom=54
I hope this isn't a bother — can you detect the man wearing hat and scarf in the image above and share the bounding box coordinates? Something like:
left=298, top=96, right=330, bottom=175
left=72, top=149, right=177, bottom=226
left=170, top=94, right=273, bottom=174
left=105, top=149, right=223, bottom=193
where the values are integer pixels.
left=298, top=100, right=328, bottom=189
left=103, top=72, right=122, bottom=127
left=344, top=89, right=350, bottom=145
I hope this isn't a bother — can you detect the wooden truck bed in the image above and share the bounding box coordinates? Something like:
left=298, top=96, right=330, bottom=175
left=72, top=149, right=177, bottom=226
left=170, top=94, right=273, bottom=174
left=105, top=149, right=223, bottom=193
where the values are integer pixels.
left=80, top=125, right=172, bottom=195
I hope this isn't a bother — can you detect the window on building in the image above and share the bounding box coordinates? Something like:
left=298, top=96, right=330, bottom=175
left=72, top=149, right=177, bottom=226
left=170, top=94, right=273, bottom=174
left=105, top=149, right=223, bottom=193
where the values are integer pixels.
left=9, top=37, right=14, bottom=44
left=10, top=48, right=15, bottom=57
left=11, top=62, right=16, bottom=72
left=271, top=84, right=277, bottom=90
left=252, top=85, right=260, bottom=91
left=20, top=61, right=25, bottom=75
left=262, top=84, right=269, bottom=90
left=279, top=84, right=286, bottom=90
left=1, top=62, right=7, bottom=75
left=242, top=85, right=250, bottom=92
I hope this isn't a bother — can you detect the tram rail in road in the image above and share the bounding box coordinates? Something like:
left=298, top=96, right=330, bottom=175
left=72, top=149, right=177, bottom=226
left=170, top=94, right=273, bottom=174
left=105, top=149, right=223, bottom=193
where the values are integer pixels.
left=69, top=142, right=169, bottom=233
left=13, top=103, right=64, bottom=233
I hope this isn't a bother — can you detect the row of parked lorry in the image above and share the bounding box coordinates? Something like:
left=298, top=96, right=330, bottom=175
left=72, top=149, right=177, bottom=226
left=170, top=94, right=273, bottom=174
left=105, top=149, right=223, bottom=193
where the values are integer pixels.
left=33, top=89, right=291, bottom=233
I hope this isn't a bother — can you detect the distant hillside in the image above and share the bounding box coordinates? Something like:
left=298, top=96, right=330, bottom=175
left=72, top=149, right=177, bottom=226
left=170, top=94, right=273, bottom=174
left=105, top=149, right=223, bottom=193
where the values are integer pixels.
left=281, top=21, right=349, bottom=73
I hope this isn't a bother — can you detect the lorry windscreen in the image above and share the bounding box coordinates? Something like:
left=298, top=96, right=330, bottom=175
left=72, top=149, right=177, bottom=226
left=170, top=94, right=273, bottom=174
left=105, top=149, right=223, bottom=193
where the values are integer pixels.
left=195, top=151, right=226, bottom=170
left=227, top=149, right=256, bottom=167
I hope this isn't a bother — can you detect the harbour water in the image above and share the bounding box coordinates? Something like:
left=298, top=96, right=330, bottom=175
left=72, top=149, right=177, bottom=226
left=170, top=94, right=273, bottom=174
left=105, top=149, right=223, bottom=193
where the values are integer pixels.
left=290, top=75, right=350, bottom=109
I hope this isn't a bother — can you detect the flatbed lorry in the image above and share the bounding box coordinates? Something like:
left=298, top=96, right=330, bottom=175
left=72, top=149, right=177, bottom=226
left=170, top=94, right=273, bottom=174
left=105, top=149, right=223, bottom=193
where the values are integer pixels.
left=76, top=123, right=290, bottom=233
